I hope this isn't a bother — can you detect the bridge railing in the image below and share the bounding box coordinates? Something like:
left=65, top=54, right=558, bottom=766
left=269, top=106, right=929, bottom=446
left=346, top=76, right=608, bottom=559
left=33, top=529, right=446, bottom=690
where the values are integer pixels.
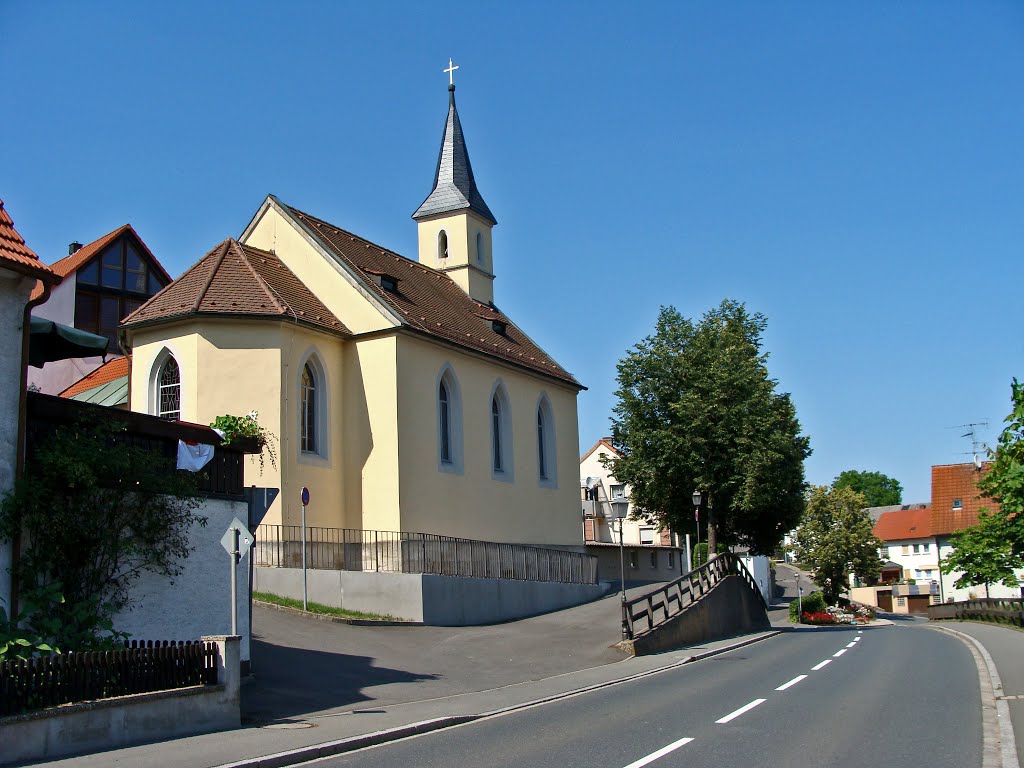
left=622, top=552, right=764, bottom=639
left=928, top=598, right=1024, bottom=626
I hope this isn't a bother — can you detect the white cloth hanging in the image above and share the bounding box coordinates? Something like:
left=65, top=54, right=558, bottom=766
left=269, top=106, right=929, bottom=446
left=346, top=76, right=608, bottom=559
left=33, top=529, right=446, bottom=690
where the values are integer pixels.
left=177, top=440, right=215, bottom=472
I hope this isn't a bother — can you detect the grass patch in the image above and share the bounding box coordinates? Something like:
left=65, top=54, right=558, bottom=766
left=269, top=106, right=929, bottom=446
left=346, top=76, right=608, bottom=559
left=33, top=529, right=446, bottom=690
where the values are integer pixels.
left=253, top=591, right=403, bottom=622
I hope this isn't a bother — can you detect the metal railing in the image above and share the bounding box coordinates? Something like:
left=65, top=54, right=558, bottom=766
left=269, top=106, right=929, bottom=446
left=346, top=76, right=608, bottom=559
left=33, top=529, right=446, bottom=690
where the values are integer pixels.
left=622, top=552, right=764, bottom=639
left=928, top=598, right=1024, bottom=626
left=254, top=525, right=598, bottom=585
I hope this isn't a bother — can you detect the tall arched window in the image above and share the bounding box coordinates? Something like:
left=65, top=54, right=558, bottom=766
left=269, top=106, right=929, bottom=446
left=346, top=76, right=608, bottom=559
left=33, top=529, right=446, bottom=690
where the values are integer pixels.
left=301, top=363, right=317, bottom=454
left=490, top=383, right=513, bottom=480
left=439, top=380, right=452, bottom=464
left=437, top=366, right=463, bottom=473
left=437, top=230, right=449, bottom=262
left=491, top=396, right=503, bottom=472
left=537, top=395, right=556, bottom=486
left=475, top=231, right=483, bottom=264
left=157, top=356, right=180, bottom=420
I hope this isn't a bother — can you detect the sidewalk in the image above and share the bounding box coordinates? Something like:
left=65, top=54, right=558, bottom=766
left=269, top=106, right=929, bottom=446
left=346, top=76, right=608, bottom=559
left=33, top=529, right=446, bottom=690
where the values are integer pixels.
left=930, top=620, right=1024, bottom=768
left=28, top=625, right=780, bottom=768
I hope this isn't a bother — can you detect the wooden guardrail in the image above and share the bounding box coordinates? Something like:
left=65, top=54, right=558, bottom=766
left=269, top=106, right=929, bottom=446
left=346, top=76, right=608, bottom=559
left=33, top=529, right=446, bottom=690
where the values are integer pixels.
left=622, top=552, right=765, bottom=639
left=928, top=598, right=1024, bottom=626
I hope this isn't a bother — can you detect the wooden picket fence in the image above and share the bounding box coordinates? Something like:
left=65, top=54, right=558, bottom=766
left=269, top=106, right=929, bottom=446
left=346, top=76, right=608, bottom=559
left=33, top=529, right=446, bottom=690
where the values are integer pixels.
left=0, top=640, right=218, bottom=717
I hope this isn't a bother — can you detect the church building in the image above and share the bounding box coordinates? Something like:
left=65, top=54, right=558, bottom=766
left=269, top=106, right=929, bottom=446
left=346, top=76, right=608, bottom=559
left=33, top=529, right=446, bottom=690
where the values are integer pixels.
left=121, top=80, right=585, bottom=549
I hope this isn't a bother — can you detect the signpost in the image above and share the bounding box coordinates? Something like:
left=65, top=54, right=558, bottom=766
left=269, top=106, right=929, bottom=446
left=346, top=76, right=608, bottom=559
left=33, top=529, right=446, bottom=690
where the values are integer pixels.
left=220, top=518, right=254, bottom=636
left=300, top=486, right=310, bottom=611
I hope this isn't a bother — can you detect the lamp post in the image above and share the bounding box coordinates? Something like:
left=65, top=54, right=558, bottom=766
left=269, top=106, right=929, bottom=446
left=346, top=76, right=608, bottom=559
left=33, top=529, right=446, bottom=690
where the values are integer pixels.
left=796, top=571, right=802, bottom=618
left=692, top=490, right=702, bottom=569
left=609, top=495, right=630, bottom=640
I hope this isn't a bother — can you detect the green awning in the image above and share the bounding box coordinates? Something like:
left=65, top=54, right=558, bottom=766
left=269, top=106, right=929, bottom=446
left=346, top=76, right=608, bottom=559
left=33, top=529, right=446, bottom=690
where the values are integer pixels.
left=28, top=317, right=109, bottom=368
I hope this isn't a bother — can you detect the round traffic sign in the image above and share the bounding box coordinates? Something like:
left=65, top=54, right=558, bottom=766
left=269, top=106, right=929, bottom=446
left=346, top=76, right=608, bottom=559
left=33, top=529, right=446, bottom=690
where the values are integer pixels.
left=301, top=486, right=310, bottom=506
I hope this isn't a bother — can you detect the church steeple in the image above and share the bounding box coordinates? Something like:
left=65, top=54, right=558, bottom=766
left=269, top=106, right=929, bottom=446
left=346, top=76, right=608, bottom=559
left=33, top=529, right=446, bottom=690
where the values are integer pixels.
left=413, top=61, right=497, bottom=304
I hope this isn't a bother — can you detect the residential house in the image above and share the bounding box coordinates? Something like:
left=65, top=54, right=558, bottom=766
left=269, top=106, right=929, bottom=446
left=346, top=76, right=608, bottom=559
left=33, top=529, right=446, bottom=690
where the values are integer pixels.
left=27, top=224, right=170, bottom=397
left=119, top=82, right=586, bottom=552
left=580, top=438, right=685, bottom=583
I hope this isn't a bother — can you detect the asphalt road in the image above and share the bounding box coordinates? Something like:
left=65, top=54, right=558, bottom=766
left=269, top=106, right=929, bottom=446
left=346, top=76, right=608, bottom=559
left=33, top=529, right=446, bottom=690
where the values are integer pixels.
left=300, top=622, right=981, bottom=768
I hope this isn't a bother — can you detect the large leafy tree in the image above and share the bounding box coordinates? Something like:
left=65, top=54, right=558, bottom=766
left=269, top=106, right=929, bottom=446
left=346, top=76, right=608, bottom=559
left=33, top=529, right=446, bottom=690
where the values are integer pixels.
left=606, top=301, right=811, bottom=555
left=792, top=485, right=882, bottom=604
left=940, top=511, right=1018, bottom=597
left=977, top=378, right=1024, bottom=562
left=832, top=470, right=903, bottom=507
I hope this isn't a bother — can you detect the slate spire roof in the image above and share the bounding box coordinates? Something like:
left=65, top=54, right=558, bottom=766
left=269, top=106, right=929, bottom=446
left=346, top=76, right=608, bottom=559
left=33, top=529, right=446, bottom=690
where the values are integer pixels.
left=412, top=85, right=497, bottom=226
left=122, top=238, right=349, bottom=337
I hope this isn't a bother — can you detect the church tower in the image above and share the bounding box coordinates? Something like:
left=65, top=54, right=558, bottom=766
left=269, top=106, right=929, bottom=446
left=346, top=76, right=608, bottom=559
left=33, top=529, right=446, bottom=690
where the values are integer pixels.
left=413, top=65, right=497, bottom=304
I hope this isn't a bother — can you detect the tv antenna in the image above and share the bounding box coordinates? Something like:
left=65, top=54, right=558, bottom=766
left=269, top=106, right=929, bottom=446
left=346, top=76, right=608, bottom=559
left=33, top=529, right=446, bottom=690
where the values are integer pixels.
left=949, top=422, right=990, bottom=469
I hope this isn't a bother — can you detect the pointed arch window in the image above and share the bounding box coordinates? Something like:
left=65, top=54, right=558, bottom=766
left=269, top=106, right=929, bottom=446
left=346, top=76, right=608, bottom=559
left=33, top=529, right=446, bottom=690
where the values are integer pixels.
left=439, top=380, right=452, bottom=464
left=475, top=232, right=483, bottom=264
left=537, top=395, right=557, bottom=486
left=437, top=230, right=449, bottom=262
left=490, top=383, right=513, bottom=481
left=437, top=366, right=463, bottom=473
left=491, top=396, right=503, bottom=472
left=157, top=357, right=180, bottom=420
left=301, top=363, right=317, bottom=454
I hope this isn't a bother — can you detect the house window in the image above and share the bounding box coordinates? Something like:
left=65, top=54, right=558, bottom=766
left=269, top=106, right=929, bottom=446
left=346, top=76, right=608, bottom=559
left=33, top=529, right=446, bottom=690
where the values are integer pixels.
left=536, top=396, right=556, bottom=485
left=668, top=550, right=675, bottom=568
left=301, top=363, right=317, bottom=453
left=437, top=367, right=463, bottom=473
left=897, top=597, right=906, bottom=607
left=629, top=550, right=637, bottom=569
left=640, top=527, right=655, bottom=545
left=380, top=275, right=398, bottom=293
left=922, top=543, right=930, bottom=554
left=880, top=546, right=889, bottom=558
left=952, top=498, right=962, bottom=509
left=650, top=550, right=658, bottom=568
left=903, top=545, right=911, bottom=556
left=157, top=356, right=180, bottom=420
left=610, top=484, right=626, bottom=499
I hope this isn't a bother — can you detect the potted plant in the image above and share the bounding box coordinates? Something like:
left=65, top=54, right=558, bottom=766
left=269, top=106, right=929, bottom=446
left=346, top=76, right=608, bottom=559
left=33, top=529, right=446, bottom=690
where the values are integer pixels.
left=210, top=410, right=278, bottom=473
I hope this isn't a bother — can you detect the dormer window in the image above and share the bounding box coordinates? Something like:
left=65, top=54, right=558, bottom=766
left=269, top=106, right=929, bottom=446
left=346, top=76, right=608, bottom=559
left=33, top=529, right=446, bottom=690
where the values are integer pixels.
left=492, top=319, right=507, bottom=336
left=952, top=498, right=962, bottom=509
left=380, top=275, right=398, bottom=293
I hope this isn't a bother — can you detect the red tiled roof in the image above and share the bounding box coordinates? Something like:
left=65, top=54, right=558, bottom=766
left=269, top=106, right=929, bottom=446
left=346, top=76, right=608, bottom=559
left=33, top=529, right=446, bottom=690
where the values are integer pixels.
left=285, top=204, right=580, bottom=387
left=0, top=197, right=59, bottom=283
left=930, top=462, right=999, bottom=535
left=581, top=437, right=617, bottom=463
left=873, top=506, right=933, bottom=541
left=59, top=356, right=130, bottom=398
left=29, top=223, right=171, bottom=300
left=122, top=239, right=350, bottom=337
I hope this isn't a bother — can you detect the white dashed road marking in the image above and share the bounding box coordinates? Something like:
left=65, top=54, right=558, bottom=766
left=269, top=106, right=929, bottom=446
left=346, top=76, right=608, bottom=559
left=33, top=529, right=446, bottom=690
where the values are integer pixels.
left=622, top=736, right=694, bottom=768
left=775, top=675, right=808, bottom=691
left=812, top=659, right=831, bottom=670
left=833, top=648, right=847, bottom=657
left=716, top=699, right=767, bottom=724
left=846, top=642, right=856, bottom=648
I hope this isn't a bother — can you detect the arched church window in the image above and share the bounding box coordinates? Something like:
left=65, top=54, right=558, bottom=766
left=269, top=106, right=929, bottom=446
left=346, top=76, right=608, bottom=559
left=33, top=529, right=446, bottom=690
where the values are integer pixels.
left=536, top=396, right=556, bottom=485
left=492, top=396, right=503, bottom=472
left=475, top=232, right=483, bottom=264
left=157, top=357, right=180, bottom=420
left=490, top=384, right=513, bottom=479
left=301, top=362, right=317, bottom=454
left=439, top=380, right=452, bottom=464
left=437, top=366, right=463, bottom=473
left=438, top=230, right=449, bottom=262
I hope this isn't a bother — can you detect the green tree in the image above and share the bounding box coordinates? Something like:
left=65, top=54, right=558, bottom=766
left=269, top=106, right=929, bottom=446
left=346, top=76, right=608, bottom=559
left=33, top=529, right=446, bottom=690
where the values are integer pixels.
left=792, top=485, right=882, bottom=605
left=606, top=301, right=811, bottom=555
left=0, top=419, right=204, bottom=650
left=832, top=470, right=903, bottom=507
left=940, top=511, right=1018, bottom=597
left=977, top=378, right=1024, bottom=562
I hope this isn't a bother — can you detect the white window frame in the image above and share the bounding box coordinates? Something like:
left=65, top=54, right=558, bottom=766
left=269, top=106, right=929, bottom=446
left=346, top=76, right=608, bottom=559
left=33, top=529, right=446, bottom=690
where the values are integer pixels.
left=536, top=393, right=557, bottom=488
left=436, top=365, right=463, bottom=474
left=150, top=348, right=182, bottom=421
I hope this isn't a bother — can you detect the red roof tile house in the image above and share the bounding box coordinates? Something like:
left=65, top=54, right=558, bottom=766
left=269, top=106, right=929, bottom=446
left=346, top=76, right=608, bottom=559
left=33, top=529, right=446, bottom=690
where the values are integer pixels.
left=0, top=197, right=60, bottom=611
left=27, top=224, right=170, bottom=396
left=118, top=83, right=590, bottom=623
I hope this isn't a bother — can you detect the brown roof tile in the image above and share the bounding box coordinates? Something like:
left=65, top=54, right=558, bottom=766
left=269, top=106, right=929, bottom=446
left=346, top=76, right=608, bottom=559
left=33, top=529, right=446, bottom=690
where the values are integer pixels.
left=285, top=204, right=580, bottom=387
left=929, top=462, right=999, bottom=535
left=59, top=356, right=130, bottom=398
left=122, top=238, right=350, bottom=337
left=29, top=223, right=172, bottom=300
left=873, top=506, right=933, bottom=541
left=0, top=197, right=59, bottom=283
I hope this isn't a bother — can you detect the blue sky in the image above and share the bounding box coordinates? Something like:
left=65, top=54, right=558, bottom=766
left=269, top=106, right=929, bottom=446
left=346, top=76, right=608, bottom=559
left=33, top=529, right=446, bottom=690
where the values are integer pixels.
left=4, top=1, right=1022, bottom=502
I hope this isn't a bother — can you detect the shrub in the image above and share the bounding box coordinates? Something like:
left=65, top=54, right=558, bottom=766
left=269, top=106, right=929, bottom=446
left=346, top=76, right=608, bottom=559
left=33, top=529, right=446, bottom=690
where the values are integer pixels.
left=789, top=589, right=827, bottom=622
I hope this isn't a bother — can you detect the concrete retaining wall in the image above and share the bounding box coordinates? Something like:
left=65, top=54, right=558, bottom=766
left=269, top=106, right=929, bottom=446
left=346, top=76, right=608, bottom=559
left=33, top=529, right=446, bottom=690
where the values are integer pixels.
left=625, top=575, right=770, bottom=656
left=254, top=566, right=609, bottom=625
left=0, top=636, right=240, bottom=766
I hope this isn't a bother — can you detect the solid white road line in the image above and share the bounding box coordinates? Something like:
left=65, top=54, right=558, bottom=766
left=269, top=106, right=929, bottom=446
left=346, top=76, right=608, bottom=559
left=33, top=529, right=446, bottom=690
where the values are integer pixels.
left=775, top=675, right=808, bottom=691
left=846, top=642, right=856, bottom=648
left=716, top=699, right=767, bottom=724
left=621, top=736, right=695, bottom=768
left=833, top=648, right=847, bottom=657
left=811, top=659, right=831, bottom=670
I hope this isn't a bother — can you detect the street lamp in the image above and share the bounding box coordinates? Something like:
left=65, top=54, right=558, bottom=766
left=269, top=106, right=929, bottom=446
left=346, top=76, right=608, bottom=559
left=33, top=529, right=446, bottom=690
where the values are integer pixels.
left=692, top=490, right=702, bottom=569
left=609, top=495, right=630, bottom=640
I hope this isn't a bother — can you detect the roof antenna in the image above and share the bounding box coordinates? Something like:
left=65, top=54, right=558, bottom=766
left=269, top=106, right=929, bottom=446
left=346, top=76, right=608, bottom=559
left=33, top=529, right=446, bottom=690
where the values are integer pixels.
left=950, top=422, right=990, bottom=470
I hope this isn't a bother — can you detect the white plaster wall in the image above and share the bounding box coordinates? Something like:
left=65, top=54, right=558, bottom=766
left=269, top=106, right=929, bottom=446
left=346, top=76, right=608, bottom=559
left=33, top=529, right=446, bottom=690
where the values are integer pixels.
left=580, top=443, right=660, bottom=547
left=740, top=555, right=772, bottom=604
left=112, top=497, right=252, bottom=661
left=0, top=269, right=34, bottom=614
left=936, top=539, right=1024, bottom=601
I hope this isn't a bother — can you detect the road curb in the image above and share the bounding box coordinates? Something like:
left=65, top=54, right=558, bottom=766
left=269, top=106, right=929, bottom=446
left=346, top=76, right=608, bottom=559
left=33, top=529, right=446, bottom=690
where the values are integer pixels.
left=928, top=624, right=1020, bottom=768
left=212, top=630, right=780, bottom=768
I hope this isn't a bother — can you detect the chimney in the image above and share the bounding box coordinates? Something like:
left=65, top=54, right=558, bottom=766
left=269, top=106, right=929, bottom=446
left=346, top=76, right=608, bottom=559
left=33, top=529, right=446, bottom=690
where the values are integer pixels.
left=68, top=241, right=83, bottom=255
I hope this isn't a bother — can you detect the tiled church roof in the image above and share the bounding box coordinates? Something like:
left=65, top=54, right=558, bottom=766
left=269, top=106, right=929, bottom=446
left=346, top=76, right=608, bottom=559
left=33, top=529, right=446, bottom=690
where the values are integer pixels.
left=122, top=238, right=350, bottom=337
left=285, top=203, right=580, bottom=387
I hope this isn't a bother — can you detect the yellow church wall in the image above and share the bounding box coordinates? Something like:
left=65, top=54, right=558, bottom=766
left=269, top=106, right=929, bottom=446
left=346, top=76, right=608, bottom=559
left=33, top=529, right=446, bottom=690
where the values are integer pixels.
left=395, top=334, right=583, bottom=548
left=343, top=335, right=402, bottom=533
left=128, top=326, right=201, bottom=421
left=415, top=211, right=494, bottom=304
left=242, top=204, right=396, bottom=335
